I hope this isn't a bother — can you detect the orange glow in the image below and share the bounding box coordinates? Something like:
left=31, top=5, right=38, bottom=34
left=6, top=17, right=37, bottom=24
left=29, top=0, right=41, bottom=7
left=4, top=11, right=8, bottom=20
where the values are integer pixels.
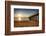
left=17, top=14, right=22, bottom=21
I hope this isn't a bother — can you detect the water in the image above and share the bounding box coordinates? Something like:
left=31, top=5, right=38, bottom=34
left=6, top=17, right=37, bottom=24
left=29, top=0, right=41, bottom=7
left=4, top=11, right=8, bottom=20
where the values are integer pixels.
left=14, top=17, right=29, bottom=21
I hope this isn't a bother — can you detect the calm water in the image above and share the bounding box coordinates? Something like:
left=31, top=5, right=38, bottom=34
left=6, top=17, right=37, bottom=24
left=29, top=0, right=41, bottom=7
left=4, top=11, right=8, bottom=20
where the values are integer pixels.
left=14, top=17, right=29, bottom=21
left=14, top=16, right=38, bottom=21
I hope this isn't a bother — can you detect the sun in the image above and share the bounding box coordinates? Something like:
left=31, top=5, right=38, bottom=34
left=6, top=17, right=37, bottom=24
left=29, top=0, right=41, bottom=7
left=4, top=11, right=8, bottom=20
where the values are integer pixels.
left=17, top=14, right=22, bottom=17
left=17, top=14, right=22, bottom=21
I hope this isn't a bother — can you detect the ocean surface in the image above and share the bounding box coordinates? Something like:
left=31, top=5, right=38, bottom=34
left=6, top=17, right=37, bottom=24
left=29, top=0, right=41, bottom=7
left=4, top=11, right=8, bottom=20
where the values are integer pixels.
left=14, top=17, right=29, bottom=21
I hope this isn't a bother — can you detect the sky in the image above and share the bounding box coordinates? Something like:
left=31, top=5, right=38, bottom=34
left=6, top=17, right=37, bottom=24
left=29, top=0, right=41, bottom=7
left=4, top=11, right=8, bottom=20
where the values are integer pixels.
left=14, top=8, right=39, bottom=17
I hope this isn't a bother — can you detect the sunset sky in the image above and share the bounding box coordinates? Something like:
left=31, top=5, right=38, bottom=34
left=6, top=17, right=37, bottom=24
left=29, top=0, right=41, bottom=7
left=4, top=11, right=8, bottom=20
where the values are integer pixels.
left=14, top=8, right=39, bottom=17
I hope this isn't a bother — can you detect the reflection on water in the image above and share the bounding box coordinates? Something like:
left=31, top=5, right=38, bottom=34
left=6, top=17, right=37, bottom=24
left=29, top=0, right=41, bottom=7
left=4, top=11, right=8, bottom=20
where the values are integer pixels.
left=14, top=16, right=38, bottom=21
left=14, top=17, right=29, bottom=21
